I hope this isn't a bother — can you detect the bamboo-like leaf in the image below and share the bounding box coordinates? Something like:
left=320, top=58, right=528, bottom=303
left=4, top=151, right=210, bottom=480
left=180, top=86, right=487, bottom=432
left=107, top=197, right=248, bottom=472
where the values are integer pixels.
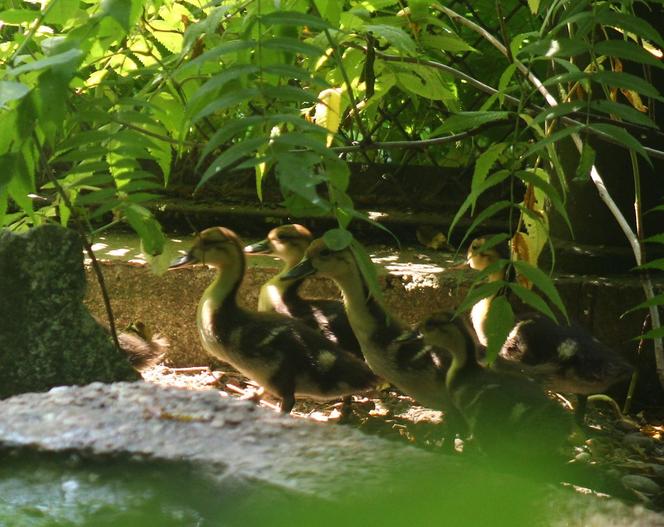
left=431, top=111, right=510, bottom=137
left=530, top=101, right=588, bottom=127
left=350, top=239, right=384, bottom=303
left=178, top=40, right=255, bottom=74
left=594, top=40, right=664, bottom=70
left=594, top=11, right=664, bottom=48
left=624, top=293, right=664, bottom=314
left=124, top=203, right=165, bottom=257
left=638, top=258, right=664, bottom=271
left=512, top=260, right=568, bottom=322
left=589, top=100, right=656, bottom=128
left=642, top=327, right=664, bottom=340
left=525, top=125, right=583, bottom=157
left=0, top=9, right=40, bottom=24
left=261, top=85, right=319, bottom=103
left=471, top=143, right=508, bottom=198
left=457, top=280, right=506, bottom=314
left=0, top=81, right=30, bottom=107
left=262, top=37, right=324, bottom=57
left=198, top=137, right=267, bottom=190
left=644, top=234, right=664, bottom=245
left=508, top=283, right=558, bottom=322
left=484, top=295, right=515, bottom=364
left=593, top=71, right=663, bottom=100
left=190, top=64, right=259, bottom=103
left=191, top=88, right=260, bottom=123
left=10, top=49, right=82, bottom=76
left=466, top=201, right=514, bottom=250
left=586, top=123, right=650, bottom=164
left=260, top=10, right=331, bottom=30
left=516, top=170, right=571, bottom=233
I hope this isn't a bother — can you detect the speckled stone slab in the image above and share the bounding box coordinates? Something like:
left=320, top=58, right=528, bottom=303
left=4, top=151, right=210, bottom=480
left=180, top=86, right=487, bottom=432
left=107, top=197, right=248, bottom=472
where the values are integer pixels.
left=0, top=225, right=139, bottom=398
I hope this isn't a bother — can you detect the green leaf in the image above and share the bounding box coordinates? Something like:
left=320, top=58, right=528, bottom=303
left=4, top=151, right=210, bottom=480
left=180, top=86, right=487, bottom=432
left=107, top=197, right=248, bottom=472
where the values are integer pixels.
left=525, top=125, right=583, bottom=157
left=0, top=9, right=39, bottom=25
left=589, top=100, right=656, bottom=129
left=642, top=327, right=664, bottom=340
left=123, top=203, right=165, bottom=257
left=457, top=280, right=506, bottom=314
left=594, top=40, right=664, bottom=70
left=420, top=33, right=477, bottom=53
left=471, top=143, right=508, bottom=198
left=350, top=239, right=384, bottom=303
left=530, top=101, right=589, bottom=127
left=431, top=111, right=510, bottom=137
left=519, top=37, right=588, bottom=58
left=323, top=228, right=353, bottom=250
left=638, top=258, right=664, bottom=271
left=44, top=0, right=79, bottom=25
left=99, top=0, right=143, bottom=33
left=512, top=261, right=568, bottom=322
left=365, top=24, right=417, bottom=55
left=593, top=71, right=662, bottom=100
left=575, top=142, right=595, bottom=182
left=260, top=11, right=331, bottom=30
left=594, top=11, right=664, bottom=48
left=179, top=40, right=255, bottom=74
left=0, top=81, right=30, bottom=107
left=190, top=64, right=259, bottom=103
left=484, top=295, right=515, bottom=364
left=262, top=37, right=324, bottom=57
left=644, top=234, right=664, bottom=245
left=10, top=49, right=82, bottom=76
left=508, top=283, right=558, bottom=322
left=394, top=64, right=457, bottom=103
left=197, top=137, right=267, bottom=190
left=585, top=123, right=650, bottom=165
left=625, top=293, right=664, bottom=314
left=190, top=88, right=260, bottom=123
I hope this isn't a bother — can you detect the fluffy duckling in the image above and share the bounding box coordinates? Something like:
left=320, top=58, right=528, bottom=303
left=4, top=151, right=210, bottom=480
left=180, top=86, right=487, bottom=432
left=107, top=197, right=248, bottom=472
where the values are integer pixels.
left=244, top=224, right=362, bottom=356
left=169, top=227, right=378, bottom=413
left=118, top=321, right=168, bottom=370
left=418, top=311, right=573, bottom=463
left=466, top=236, right=633, bottom=423
left=284, top=238, right=467, bottom=444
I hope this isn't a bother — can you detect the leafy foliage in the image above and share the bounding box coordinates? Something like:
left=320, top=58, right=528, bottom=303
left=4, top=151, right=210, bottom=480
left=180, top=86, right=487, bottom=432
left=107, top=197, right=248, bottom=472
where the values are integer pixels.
left=0, top=0, right=662, bottom=352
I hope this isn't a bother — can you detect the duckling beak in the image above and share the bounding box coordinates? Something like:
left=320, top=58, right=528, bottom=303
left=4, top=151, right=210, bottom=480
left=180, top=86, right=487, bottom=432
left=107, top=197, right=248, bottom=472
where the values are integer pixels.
left=168, top=251, right=198, bottom=269
left=281, top=258, right=315, bottom=280
left=244, top=239, right=271, bottom=255
left=395, top=329, right=422, bottom=344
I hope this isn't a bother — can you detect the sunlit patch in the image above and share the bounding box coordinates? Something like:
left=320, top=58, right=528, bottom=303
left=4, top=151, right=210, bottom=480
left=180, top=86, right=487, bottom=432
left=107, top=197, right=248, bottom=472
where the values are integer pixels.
left=107, top=248, right=131, bottom=257
left=91, top=243, right=108, bottom=252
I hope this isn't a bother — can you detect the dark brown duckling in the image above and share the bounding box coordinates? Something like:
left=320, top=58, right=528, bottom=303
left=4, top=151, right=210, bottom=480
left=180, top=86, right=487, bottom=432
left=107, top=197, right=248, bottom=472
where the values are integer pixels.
left=466, top=236, right=633, bottom=424
left=418, top=311, right=573, bottom=464
left=169, top=227, right=378, bottom=413
left=244, top=224, right=362, bottom=357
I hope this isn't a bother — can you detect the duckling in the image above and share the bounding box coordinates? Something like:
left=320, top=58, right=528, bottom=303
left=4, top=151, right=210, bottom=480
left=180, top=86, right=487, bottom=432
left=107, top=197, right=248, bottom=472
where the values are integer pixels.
left=416, top=311, right=573, bottom=463
left=283, top=238, right=467, bottom=445
left=244, top=224, right=362, bottom=357
left=118, top=321, right=169, bottom=370
left=466, top=236, right=633, bottom=424
left=96, top=316, right=167, bottom=370
left=168, top=227, right=378, bottom=413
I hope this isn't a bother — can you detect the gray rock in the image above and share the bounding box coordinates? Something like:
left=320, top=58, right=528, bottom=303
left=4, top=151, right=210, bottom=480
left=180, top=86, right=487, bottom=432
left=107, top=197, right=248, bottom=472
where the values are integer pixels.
left=0, top=382, right=663, bottom=527
left=622, top=474, right=662, bottom=495
left=623, top=433, right=656, bottom=452
left=0, top=225, right=139, bottom=399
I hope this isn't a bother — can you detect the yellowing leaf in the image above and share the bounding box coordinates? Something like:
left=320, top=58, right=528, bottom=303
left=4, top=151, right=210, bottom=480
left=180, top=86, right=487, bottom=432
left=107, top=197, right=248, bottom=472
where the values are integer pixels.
left=315, top=87, right=343, bottom=146
left=621, top=88, right=648, bottom=111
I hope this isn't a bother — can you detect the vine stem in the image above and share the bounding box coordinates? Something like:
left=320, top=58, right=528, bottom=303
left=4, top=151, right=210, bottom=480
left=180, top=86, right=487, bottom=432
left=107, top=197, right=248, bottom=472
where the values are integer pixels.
left=39, top=156, right=121, bottom=352
left=435, top=3, right=664, bottom=387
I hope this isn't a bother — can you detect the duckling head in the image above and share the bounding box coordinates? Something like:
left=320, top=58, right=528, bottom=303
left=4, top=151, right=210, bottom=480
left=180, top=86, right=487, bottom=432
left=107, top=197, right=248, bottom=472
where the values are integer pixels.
left=466, top=237, right=503, bottom=271
left=244, top=224, right=312, bottom=266
left=282, top=238, right=358, bottom=282
left=169, top=227, right=244, bottom=269
left=418, top=311, right=468, bottom=353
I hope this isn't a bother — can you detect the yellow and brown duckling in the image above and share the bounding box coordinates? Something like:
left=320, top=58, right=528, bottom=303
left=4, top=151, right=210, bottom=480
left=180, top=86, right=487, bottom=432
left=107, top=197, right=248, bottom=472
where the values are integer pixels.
left=169, top=227, right=378, bottom=413
left=417, top=311, right=573, bottom=463
left=284, top=238, right=467, bottom=445
left=466, top=236, right=633, bottom=424
left=244, top=224, right=362, bottom=357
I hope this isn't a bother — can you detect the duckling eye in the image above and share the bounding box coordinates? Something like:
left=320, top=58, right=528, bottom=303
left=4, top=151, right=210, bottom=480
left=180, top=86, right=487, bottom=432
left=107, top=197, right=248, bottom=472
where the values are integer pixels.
left=319, top=249, right=332, bottom=257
